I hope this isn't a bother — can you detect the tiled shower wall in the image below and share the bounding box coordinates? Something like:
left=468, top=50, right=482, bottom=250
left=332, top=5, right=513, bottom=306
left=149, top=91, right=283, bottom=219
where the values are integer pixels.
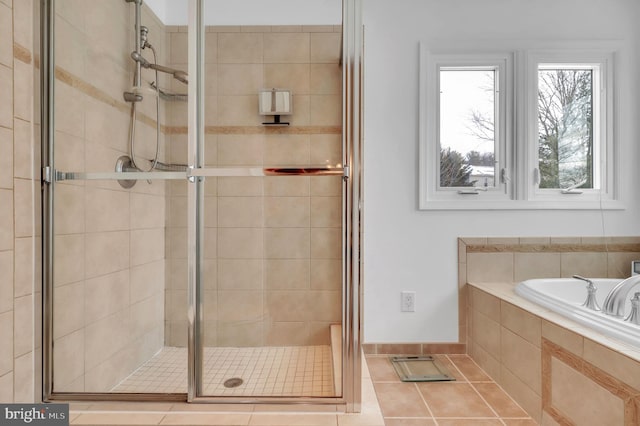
left=51, top=1, right=168, bottom=392
left=164, top=25, right=344, bottom=347
left=0, top=0, right=39, bottom=403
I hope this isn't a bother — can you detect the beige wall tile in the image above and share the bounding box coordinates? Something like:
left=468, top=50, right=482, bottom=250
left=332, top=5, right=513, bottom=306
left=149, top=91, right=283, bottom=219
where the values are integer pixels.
left=471, top=288, right=501, bottom=322
left=217, top=290, right=263, bottom=322
left=84, top=98, right=129, bottom=153
left=218, top=135, right=264, bottom=166
left=168, top=196, right=187, bottom=228
left=264, top=64, right=310, bottom=95
left=131, top=193, right=165, bottom=229
left=310, top=33, right=341, bottom=63
left=12, top=118, right=32, bottom=180
left=13, top=295, right=32, bottom=358
left=607, top=252, right=639, bottom=278
left=560, top=252, right=607, bottom=278
left=310, top=176, right=342, bottom=196
left=53, top=281, right=84, bottom=339
left=85, top=188, right=130, bottom=233
left=0, top=65, right=12, bottom=129
left=541, top=321, right=583, bottom=357
left=13, top=59, right=31, bottom=122
left=13, top=351, right=33, bottom=403
left=55, top=15, right=85, bottom=79
left=310, top=134, right=342, bottom=165
left=218, top=64, right=264, bottom=95
left=310, top=196, right=341, bottom=228
left=0, top=189, right=13, bottom=250
left=310, top=64, right=341, bottom=95
left=499, top=365, right=541, bottom=423
left=218, top=177, right=264, bottom=196
left=218, top=196, right=264, bottom=228
left=53, top=329, right=84, bottom=390
left=85, top=270, right=129, bottom=325
left=218, top=228, right=263, bottom=259
left=13, top=237, right=32, bottom=298
left=54, top=83, right=83, bottom=139
left=583, top=339, right=640, bottom=390
left=264, top=176, right=309, bottom=196
left=0, top=126, right=12, bottom=189
left=469, top=342, right=501, bottom=381
left=170, top=32, right=188, bottom=64
left=266, top=322, right=309, bottom=346
left=307, top=291, right=341, bottom=322
left=131, top=261, right=164, bottom=303
left=85, top=231, right=129, bottom=278
left=130, top=295, right=164, bottom=338
left=218, top=33, right=263, bottom=64
left=265, top=259, right=309, bottom=290
left=514, top=252, right=560, bottom=282
left=0, top=251, right=13, bottom=314
left=218, top=259, right=263, bottom=290
left=472, top=309, right=501, bottom=360
left=501, top=302, right=541, bottom=347
left=265, top=228, right=310, bottom=259
left=264, top=33, right=310, bottom=63
left=0, top=372, right=13, bottom=403
left=266, top=291, right=309, bottom=322
left=130, top=228, right=165, bottom=266
left=501, top=328, right=541, bottom=395
left=310, top=228, right=341, bottom=259
left=264, top=134, right=310, bottom=165
left=53, top=234, right=84, bottom=286
left=289, top=95, right=310, bottom=125
left=551, top=357, right=623, bottom=426
left=54, top=184, right=85, bottom=235
left=467, top=252, right=514, bottom=283
left=310, top=95, right=342, bottom=126
left=13, top=178, right=33, bottom=238
left=0, top=3, right=11, bottom=68
left=217, top=321, right=263, bottom=347
left=0, top=311, right=12, bottom=376
left=310, top=259, right=341, bottom=290
left=84, top=311, right=129, bottom=369
left=265, top=196, right=310, bottom=228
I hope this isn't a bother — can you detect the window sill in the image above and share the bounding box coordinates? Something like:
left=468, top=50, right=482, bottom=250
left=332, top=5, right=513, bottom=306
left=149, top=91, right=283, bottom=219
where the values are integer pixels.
left=419, top=199, right=625, bottom=211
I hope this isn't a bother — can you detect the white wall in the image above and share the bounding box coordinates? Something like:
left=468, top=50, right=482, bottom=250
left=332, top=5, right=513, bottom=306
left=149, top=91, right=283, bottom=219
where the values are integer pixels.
left=362, top=0, right=640, bottom=342
left=145, top=0, right=342, bottom=26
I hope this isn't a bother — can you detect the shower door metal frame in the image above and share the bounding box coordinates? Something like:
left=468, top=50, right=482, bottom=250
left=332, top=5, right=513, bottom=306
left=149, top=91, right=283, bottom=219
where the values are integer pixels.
left=41, top=0, right=363, bottom=411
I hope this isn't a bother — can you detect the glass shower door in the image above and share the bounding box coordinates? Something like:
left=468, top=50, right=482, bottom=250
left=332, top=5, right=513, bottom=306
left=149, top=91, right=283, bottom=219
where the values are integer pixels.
left=186, top=0, right=347, bottom=399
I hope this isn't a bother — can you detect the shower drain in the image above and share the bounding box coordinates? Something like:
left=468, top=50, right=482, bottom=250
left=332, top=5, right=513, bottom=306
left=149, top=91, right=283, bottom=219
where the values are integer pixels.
left=223, top=377, right=244, bottom=388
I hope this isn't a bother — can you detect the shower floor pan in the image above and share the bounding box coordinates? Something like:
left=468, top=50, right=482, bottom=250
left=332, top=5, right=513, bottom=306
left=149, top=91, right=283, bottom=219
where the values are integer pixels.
left=112, top=345, right=336, bottom=397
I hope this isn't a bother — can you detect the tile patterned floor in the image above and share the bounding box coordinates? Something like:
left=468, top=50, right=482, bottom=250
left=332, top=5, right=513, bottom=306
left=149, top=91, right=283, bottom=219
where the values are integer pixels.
left=366, top=354, right=538, bottom=425
left=113, top=346, right=335, bottom=397
left=69, top=354, right=539, bottom=425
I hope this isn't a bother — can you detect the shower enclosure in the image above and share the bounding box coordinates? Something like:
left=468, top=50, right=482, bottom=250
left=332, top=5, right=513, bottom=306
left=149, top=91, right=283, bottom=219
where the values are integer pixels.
left=41, top=0, right=363, bottom=409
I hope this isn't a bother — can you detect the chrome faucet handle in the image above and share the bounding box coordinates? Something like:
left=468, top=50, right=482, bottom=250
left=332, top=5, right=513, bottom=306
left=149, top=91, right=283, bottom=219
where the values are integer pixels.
left=625, top=292, right=640, bottom=325
left=574, top=275, right=601, bottom=311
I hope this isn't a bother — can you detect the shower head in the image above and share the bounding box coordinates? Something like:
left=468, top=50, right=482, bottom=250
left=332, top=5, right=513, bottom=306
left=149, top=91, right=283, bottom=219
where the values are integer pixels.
left=131, top=51, right=189, bottom=84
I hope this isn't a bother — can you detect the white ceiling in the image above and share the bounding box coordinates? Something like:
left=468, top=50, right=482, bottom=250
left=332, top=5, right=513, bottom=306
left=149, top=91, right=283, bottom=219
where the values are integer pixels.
left=144, top=0, right=342, bottom=26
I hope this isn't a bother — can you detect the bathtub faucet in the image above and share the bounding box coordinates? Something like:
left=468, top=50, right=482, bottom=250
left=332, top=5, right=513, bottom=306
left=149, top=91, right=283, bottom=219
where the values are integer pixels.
left=602, top=275, right=640, bottom=317
left=573, top=275, right=601, bottom=311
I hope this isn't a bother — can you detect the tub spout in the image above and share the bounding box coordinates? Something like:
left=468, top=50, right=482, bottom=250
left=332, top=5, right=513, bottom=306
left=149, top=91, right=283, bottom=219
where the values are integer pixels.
left=573, top=275, right=601, bottom=311
left=602, top=275, right=640, bottom=317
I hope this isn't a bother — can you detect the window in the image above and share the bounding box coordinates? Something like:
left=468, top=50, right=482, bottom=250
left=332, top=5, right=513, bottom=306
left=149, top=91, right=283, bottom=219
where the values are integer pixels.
left=525, top=51, right=616, bottom=207
left=419, top=45, right=618, bottom=210
left=420, top=52, right=513, bottom=207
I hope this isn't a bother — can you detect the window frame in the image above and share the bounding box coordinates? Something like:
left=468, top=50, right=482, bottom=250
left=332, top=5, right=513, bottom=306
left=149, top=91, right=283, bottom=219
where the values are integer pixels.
left=418, top=44, right=621, bottom=210
left=419, top=48, right=514, bottom=209
left=522, top=50, right=618, bottom=208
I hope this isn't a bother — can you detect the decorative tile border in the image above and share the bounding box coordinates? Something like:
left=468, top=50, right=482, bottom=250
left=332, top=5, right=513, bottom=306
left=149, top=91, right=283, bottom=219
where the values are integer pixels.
left=167, top=125, right=342, bottom=135
left=362, top=343, right=466, bottom=355
left=14, top=42, right=31, bottom=64
left=467, top=243, right=640, bottom=253
left=542, top=338, right=640, bottom=426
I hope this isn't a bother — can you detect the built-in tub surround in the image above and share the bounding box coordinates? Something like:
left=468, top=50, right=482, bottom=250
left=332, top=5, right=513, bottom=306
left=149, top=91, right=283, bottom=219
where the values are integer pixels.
left=461, top=237, right=640, bottom=424
left=516, top=278, right=640, bottom=347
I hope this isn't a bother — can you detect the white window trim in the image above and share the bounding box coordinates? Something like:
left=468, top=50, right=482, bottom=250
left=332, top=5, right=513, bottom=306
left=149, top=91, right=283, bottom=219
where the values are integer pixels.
left=521, top=49, right=620, bottom=209
left=419, top=46, right=514, bottom=209
left=419, top=43, right=622, bottom=211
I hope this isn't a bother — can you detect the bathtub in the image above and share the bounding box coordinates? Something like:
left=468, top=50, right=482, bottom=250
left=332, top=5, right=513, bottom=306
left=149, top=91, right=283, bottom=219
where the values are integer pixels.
left=515, top=278, right=640, bottom=347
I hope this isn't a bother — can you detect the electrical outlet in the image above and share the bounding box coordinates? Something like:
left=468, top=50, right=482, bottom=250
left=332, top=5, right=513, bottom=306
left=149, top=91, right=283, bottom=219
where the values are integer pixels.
left=401, top=291, right=416, bottom=312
